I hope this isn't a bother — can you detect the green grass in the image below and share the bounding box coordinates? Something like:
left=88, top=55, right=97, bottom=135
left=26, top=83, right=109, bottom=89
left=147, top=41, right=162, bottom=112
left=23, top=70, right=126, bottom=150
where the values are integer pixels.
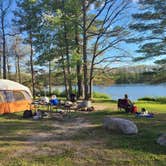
left=0, top=100, right=165, bottom=166
left=136, top=101, right=166, bottom=113
left=93, top=92, right=110, bottom=99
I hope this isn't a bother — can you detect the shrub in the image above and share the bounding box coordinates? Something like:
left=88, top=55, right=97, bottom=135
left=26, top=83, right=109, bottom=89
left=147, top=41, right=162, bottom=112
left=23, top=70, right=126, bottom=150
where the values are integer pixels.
left=57, top=90, right=77, bottom=98
left=155, top=97, right=166, bottom=103
left=38, top=90, right=111, bottom=99
left=138, top=97, right=156, bottom=101
left=93, top=92, right=110, bottom=99
left=138, top=96, right=166, bottom=103
left=37, top=89, right=63, bottom=97
left=51, top=89, right=61, bottom=97
left=59, top=90, right=67, bottom=97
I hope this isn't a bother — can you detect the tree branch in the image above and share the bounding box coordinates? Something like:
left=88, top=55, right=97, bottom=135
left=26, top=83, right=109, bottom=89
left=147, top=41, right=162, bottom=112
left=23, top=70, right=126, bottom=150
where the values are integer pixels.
left=95, top=38, right=125, bottom=57
left=86, top=0, right=108, bottom=31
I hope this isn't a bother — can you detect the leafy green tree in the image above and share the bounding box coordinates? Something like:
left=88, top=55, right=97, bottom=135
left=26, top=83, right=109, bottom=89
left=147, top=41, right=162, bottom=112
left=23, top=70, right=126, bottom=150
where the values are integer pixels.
left=35, top=0, right=83, bottom=99
left=12, top=0, right=133, bottom=100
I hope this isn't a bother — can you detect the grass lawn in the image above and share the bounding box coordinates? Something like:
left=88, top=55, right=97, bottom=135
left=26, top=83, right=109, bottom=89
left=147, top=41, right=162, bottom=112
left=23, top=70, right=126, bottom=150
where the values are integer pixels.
left=0, top=100, right=165, bottom=166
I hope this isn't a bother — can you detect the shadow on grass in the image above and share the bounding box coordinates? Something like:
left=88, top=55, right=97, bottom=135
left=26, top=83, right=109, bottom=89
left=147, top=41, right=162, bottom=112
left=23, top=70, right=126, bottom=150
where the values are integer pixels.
left=0, top=118, right=56, bottom=136
left=71, top=124, right=166, bottom=155
left=78, top=110, right=128, bottom=124
left=0, top=111, right=165, bottom=156
left=92, top=99, right=117, bottom=103
left=0, top=113, right=25, bottom=120
left=69, top=111, right=166, bottom=155
left=80, top=110, right=126, bottom=117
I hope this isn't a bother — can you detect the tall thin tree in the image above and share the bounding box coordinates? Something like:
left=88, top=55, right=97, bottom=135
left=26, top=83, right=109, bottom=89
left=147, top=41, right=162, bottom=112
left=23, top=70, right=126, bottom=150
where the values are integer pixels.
left=0, top=0, right=12, bottom=79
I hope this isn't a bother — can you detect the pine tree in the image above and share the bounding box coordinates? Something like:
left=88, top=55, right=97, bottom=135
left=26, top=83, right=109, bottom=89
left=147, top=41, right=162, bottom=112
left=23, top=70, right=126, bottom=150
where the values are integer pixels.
left=129, top=0, right=166, bottom=64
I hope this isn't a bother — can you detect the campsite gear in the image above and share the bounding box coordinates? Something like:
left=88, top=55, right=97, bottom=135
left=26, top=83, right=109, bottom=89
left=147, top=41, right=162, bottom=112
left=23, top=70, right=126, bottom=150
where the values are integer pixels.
left=33, top=110, right=43, bottom=120
left=136, top=112, right=154, bottom=118
left=23, top=110, right=33, bottom=118
left=39, top=97, right=49, bottom=104
left=0, top=79, right=32, bottom=114
left=87, top=106, right=95, bottom=112
left=132, top=106, right=137, bottom=113
left=50, top=98, right=59, bottom=106
left=70, top=93, right=76, bottom=102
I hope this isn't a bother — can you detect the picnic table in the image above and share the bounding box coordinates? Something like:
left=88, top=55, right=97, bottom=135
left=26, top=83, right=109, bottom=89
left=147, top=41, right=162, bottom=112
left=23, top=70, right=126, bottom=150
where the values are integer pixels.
left=31, top=100, right=75, bottom=117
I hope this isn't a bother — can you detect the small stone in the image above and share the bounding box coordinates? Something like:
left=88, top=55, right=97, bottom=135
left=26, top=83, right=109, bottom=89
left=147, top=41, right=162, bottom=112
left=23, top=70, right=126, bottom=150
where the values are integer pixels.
left=157, top=134, right=166, bottom=146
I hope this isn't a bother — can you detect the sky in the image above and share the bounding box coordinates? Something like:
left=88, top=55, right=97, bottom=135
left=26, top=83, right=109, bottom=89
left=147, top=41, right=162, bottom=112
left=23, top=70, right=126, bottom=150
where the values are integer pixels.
left=4, top=0, right=158, bottom=69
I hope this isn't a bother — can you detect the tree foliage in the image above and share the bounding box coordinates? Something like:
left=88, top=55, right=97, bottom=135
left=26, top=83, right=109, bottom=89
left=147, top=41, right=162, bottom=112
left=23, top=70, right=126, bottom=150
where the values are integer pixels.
left=10, top=0, right=154, bottom=99
left=129, top=0, right=166, bottom=65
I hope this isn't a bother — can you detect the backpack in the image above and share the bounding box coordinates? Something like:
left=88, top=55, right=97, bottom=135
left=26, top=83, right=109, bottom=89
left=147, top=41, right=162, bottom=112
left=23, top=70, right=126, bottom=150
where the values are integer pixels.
left=132, top=106, right=137, bottom=113
left=23, top=110, right=33, bottom=118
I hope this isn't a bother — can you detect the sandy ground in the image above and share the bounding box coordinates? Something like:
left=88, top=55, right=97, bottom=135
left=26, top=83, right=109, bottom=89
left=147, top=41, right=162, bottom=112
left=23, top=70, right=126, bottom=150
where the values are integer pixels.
left=12, top=115, right=100, bottom=158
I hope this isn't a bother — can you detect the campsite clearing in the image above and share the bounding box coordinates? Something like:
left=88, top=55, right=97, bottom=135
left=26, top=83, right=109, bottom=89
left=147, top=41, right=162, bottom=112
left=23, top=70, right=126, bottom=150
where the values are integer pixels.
left=0, top=100, right=165, bottom=166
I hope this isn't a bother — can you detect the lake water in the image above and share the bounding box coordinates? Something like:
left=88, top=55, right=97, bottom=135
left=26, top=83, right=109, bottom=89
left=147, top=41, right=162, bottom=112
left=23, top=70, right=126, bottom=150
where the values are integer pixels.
left=94, top=84, right=166, bottom=101
left=50, top=84, right=166, bottom=101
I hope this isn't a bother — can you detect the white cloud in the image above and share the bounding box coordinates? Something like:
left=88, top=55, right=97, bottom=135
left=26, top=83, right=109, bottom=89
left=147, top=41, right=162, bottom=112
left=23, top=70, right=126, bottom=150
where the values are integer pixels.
left=132, top=0, right=139, bottom=3
left=89, top=4, right=95, bottom=10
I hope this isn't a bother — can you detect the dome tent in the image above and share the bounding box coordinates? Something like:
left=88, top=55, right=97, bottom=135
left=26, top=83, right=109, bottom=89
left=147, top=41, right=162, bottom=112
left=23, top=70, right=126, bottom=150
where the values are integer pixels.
left=0, top=79, right=32, bottom=114
left=0, top=79, right=32, bottom=97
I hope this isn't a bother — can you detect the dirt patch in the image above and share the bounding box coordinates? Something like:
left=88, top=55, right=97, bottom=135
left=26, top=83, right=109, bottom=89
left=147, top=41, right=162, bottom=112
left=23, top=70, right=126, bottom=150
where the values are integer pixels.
left=95, top=105, right=109, bottom=111
left=11, top=117, right=97, bottom=158
left=94, top=103, right=117, bottom=111
left=28, top=117, right=97, bottom=142
left=12, top=144, right=38, bottom=157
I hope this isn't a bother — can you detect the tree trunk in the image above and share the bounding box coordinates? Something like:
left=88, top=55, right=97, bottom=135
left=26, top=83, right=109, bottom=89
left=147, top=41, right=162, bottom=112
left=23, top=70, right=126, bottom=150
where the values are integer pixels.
left=61, top=53, right=69, bottom=99
left=30, top=31, right=35, bottom=99
left=63, top=22, right=72, bottom=96
left=83, top=0, right=89, bottom=100
left=1, top=14, right=6, bottom=79
left=17, top=54, right=21, bottom=83
left=15, top=53, right=18, bottom=82
left=6, top=53, right=10, bottom=79
left=48, top=60, right=51, bottom=96
left=75, top=23, right=83, bottom=98
left=89, top=52, right=96, bottom=99
left=89, top=77, right=94, bottom=99
left=62, top=0, right=72, bottom=97
left=77, top=62, right=83, bottom=98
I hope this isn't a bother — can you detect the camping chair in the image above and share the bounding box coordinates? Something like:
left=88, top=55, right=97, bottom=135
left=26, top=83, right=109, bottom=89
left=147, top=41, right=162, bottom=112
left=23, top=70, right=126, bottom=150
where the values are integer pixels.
left=117, top=99, right=133, bottom=112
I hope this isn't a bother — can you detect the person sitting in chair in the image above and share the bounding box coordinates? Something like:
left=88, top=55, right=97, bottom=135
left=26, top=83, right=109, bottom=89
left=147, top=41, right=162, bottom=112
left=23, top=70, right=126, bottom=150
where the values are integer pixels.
left=124, top=94, right=133, bottom=113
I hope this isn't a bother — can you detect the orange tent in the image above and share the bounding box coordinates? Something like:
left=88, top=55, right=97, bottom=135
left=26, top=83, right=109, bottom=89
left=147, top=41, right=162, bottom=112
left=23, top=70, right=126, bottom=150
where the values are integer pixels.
left=0, top=79, right=32, bottom=114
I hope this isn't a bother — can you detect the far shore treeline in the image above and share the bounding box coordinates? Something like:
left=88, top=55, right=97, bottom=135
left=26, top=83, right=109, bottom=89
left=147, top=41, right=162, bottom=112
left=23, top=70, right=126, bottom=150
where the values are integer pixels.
left=8, top=64, right=166, bottom=88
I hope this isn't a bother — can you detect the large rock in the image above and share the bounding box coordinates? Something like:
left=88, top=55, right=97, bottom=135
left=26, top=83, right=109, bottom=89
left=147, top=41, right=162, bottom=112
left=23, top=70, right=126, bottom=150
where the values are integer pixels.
left=103, top=117, right=138, bottom=134
left=157, top=134, right=166, bottom=146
